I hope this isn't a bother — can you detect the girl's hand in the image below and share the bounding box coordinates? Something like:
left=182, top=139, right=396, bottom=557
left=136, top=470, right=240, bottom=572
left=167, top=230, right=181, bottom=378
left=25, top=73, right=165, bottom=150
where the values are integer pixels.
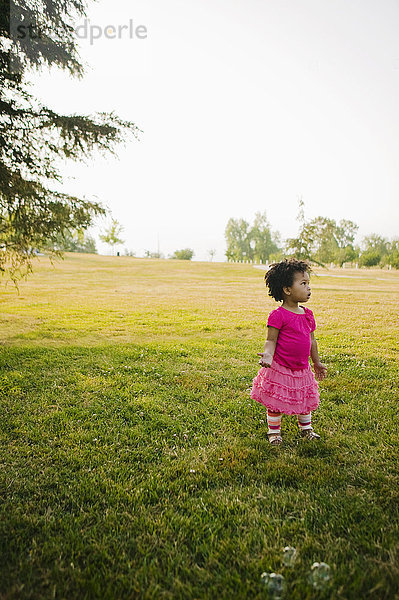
left=257, top=352, right=273, bottom=368
left=313, top=361, right=327, bottom=381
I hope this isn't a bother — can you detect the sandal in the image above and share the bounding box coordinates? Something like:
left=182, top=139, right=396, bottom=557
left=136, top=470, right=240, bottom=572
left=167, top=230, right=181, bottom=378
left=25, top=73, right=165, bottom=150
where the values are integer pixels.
left=301, top=428, right=320, bottom=440
left=267, top=432, right=283, bottom=446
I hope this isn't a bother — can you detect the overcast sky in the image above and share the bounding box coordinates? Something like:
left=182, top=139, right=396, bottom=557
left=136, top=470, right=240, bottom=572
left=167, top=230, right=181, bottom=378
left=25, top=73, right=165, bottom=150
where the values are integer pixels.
left=30, top=0, right=399, bottom=261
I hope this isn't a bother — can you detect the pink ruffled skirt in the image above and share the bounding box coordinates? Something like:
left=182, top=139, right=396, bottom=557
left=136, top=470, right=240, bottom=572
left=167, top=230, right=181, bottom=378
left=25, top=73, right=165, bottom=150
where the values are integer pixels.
left=250, top=360, right=319, bottom=415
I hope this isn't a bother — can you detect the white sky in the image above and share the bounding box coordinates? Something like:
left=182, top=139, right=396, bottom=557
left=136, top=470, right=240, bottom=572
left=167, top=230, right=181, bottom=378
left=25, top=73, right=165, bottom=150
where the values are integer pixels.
left=30, top=0, right=399, bottom=261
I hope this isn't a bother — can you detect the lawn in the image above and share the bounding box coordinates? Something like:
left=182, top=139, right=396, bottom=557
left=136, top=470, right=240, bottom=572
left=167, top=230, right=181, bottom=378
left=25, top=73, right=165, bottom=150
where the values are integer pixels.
left=1, top=254, right=398, bottom=599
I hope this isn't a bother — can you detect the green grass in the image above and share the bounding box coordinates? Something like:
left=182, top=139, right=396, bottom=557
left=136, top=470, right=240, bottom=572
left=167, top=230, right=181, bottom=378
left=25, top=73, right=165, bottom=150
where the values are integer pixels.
left=1, top=254, right=399, bottom=599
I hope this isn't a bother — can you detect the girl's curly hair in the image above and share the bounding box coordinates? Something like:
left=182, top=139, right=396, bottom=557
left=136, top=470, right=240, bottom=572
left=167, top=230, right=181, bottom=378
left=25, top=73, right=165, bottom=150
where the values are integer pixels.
left=265, top=258, right=312, bottom=302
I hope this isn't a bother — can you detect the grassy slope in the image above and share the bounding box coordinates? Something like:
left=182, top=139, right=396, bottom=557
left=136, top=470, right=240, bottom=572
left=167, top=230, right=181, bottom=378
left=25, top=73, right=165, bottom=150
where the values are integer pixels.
left=0, top=254, right=398, bottom=600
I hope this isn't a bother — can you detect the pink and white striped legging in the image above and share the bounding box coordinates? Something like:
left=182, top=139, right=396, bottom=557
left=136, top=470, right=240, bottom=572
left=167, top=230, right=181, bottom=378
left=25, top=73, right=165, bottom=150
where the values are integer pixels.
left=267, top=409, right=313, bottom=433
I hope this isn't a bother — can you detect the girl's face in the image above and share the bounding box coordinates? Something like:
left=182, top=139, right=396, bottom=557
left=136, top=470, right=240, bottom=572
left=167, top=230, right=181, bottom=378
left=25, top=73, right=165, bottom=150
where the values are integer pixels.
left=284, top=271, right=311, bottom=302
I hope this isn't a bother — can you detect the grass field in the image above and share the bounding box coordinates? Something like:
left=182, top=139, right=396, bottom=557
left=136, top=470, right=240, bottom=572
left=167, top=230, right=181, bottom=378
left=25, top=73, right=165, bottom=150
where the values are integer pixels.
left=1, top=254, right=398, bottom=600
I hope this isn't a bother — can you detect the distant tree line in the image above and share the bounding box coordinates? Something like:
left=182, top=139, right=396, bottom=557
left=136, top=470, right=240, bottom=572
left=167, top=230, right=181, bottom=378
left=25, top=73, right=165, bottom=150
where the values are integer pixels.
left=144, top=248, right=195, bottom=260
left=50, top=205, right=398, bottom=268
left=44, top=230, right=97, bottom=254
left=225, top=212, right=280, bottom=264
left=45, top=226, right=197, bottom=260
left=225, top=205, right=399, bottom=269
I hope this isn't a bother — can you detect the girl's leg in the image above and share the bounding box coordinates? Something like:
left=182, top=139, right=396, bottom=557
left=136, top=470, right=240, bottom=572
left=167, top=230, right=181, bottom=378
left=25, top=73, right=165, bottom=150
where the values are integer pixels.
left=267, top=410, right=282, bottom=435
left=297, top=413, right=312, bottom=432
left=297, top=412, right=320, bottom=439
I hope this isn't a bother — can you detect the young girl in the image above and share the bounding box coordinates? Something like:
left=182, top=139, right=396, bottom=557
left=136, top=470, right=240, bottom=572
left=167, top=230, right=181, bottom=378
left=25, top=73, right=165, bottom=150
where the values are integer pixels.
left=251, top=258, right=327, bottom=446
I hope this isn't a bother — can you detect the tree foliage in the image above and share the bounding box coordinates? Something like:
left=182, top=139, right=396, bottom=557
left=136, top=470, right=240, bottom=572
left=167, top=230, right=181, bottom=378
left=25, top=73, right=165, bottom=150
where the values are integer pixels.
left=225, top=204, right=397, bottom=268
left=207, top=248, right=216, bottom=261
left=249, top=212, right=280, bottom=263
left=99, top=218, right=124, bottom=254
left=286, top=201, right=358, bottom=266
left=0, top=0, right=140, bottom=283
left=144, top=250, right=164, bottom=259
left=359, top=234, right=389, bottom=267
left=284, top=199, right=314, bottom=261
left=170, top=248, right=194, bottom=260
left=45, top=228, right=97, bottom=253
left=225, top=217, right=252, bottom=262
left=384, top=239, right=399, bottom=269
left=225, top=211, right=280, bottom=262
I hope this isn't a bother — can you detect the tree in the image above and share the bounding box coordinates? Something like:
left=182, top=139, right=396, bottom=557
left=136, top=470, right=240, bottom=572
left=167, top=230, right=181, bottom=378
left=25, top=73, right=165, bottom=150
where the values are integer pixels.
left=0, top=0, right=140, bottom=284
left=359, top=234, right=389, bottom=267
left=225, top=213, right=280, bottom=262
left=249, top=211, right=280, bottom=263
left=311, top=217, right=338, bottom=264
left=310, top=217, right=358, bottom=265
left=359, top=249, right=381, bottom=267
left=170, top=248, right=194, bottom=260
left=335, top=219, right=359, bottom=248
left=361, top=234, right=389, bottom=255
left=285, top=200, right=319, bottom=263
left=334, top=244, right=358, bottom=266
left=45, top=229, right=97, bottom=253
left=332, top=219, right=359, bottom=265
left=144, top=250, right=164, bottom=259
left=124, top=248, right=136, bottom=257
left=225, top=217, right=252, bottom=262
left=99, top=219, right=125, bottom=255
left=208, top=248, right=216, bottom=261
left=383, top=239, right=399, bottom=269
left=286, top=200, right=358, bottom=266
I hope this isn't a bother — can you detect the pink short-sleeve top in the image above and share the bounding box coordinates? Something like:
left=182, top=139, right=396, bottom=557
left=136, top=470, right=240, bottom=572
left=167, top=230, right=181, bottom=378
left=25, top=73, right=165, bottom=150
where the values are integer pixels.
left=267, top=306, right=316, bottom=371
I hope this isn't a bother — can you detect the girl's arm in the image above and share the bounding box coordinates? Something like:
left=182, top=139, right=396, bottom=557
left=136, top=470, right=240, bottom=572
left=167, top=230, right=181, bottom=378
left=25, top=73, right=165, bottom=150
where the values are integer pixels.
left=310, top=331, right=327, bottom=380
left=257, top=326, right=279, bottom=368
